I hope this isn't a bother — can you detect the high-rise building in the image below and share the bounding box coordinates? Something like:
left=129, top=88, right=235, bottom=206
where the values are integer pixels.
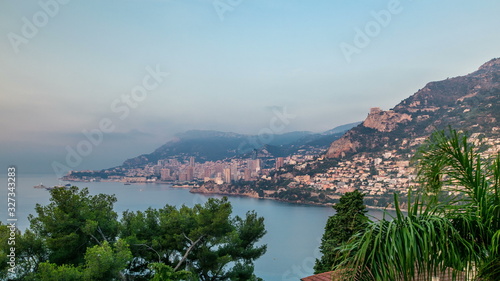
left=243, top=168, right=251, bottom=181
left=160, top=168, right=171, bottom=180
left=275, top=157, right=284, bottom=169
left=186, top=166, right=194, bottom=181
left=250, top=159, right=261, bottom=172
left=189, top=156, right=195, bottom=167
left=153, top=165, right=162, bottom=176
left=223, top=168, right=231, bottom=183
left=230, top=164, right=238, bottom=181
left=179, top=172, right=187, bottom=182
left=203, top=168, right=211, bottom=178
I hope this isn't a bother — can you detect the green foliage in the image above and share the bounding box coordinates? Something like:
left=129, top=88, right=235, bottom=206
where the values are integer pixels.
left=0, top=223, right=14, bottom=280
left=1, top=225, right=49, bottom=279
left=274, top=188, right=312, bottom=202
left=83, top=240, right=131, bottom=280
left=28, top=187, right=119, bottom=266
left=24, top=240, right=132, bottom=281
left=5, top=188, right=266, bottom=280
left=337, top=128, right=500, bottom=280
left=149, top=263, right=194, bottom=281
left=477, top=229, right=500, bottom=280
left=121, top=197, right=266, bottom=281
left=15, top=229, right=47, bottom=279
left=340, top=193, right=473, bottom=281
left=314, top=190, right=368, bottom=274
left=32, top=262, right=83, bottom=281
left=225, top=263, right=263, bottom=281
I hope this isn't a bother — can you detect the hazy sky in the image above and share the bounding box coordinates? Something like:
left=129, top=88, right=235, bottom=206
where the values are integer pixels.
left=1, top=0, right=500, bottom=174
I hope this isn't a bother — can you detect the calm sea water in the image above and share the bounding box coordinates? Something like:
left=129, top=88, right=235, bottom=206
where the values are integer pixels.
left=0, top=173, right=389, bottom=281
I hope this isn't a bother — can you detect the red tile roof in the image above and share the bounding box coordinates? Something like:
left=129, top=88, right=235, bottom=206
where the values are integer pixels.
left=300, top=271, right=334, bottom=281
left=301, top=268, right=468, bottom=281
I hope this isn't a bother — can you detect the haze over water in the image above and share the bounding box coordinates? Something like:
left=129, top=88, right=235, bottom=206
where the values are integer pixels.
left=2, top=1, right=500, bottom=174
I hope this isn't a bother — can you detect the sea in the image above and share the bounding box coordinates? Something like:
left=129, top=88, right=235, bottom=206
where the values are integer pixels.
left=0, top=174, right=391, bottom=281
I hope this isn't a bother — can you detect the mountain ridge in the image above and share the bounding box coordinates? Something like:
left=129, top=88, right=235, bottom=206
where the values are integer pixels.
left=326, top=58, right=500, bottom=158
left=120, top=123, right=360, bottom=168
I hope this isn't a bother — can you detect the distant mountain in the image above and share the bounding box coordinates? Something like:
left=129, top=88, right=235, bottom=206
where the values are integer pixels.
left=174, top=130, right=244, bottom=140
left=122, top=130, right=247, bottom=167
left=121, top=123, right=360, bottom=168
left=290, top=122, right=362, bottom=149
left=326, top=58, right=500, bottom=158
left=322, top=122, right=362, bottom=135
left=266, top=131, right=314, bottom=146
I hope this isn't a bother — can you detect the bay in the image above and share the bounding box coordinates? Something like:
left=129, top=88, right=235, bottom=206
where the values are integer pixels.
left=0, top=174, right=390, bottom=281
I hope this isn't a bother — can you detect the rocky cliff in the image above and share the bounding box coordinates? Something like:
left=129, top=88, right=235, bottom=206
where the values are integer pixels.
left=362, top=107, right=412, bottom=132
left=326, top=58, right=500, bottom=158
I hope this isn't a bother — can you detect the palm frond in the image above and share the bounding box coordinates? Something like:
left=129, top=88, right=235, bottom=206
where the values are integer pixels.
left=336, top=128, right=500, bottom=281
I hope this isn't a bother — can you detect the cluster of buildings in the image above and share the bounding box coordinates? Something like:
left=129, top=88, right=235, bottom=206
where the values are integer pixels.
left=117, top=152, right=317, bottom=184
left=284, top=133, right=500, bottom=197
left=64, top=151, right=313, bottom=184
left=288, top=152, right=415, bottom=196
left=65, top=132, right=500, bottom=201
left=100, top=157, right=263, bottom=184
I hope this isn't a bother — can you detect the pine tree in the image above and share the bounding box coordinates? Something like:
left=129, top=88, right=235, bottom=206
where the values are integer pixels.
left=314, top=190, right=368, bottom=274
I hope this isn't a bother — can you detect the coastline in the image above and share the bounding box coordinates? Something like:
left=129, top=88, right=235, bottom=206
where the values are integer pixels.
left=189, top=187, right=334, bottom=207
left=189, top=187, right=402, bottom=211
left=65, top=178, right=401, bottom=211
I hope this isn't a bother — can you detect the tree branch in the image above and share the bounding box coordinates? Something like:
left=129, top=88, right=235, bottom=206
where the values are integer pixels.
left=174, top=234, right=204, bottom=271
left=88, top=232, right=103, bottom=246
left=134, top=244, right=162, bottom=263
left=97, top=226, right=109, bottom=243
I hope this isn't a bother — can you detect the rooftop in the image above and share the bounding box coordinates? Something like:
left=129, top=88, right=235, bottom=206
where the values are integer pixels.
left=300, top=271, right=335, bottom=281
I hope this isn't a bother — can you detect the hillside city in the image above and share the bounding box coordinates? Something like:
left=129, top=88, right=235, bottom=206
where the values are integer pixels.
left=63, top=130, right=500, bottom=207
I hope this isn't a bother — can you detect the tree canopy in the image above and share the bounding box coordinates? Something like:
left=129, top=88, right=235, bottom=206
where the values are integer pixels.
left=120, top=197, right=267, bottom=281
left=314, top=190, right=368, bottom=274
left=3, top=187, right=266, bottom=281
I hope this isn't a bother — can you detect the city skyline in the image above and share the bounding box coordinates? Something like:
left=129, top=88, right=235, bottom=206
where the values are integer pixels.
left=1, top=0, right=500, bottom=174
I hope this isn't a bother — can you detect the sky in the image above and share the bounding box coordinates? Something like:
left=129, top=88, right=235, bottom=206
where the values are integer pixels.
left=1, top=0, right=500, bottom=175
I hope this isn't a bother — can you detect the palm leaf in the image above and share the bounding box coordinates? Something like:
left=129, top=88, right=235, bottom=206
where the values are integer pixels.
left=336, top=128, right=500, bottom=280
